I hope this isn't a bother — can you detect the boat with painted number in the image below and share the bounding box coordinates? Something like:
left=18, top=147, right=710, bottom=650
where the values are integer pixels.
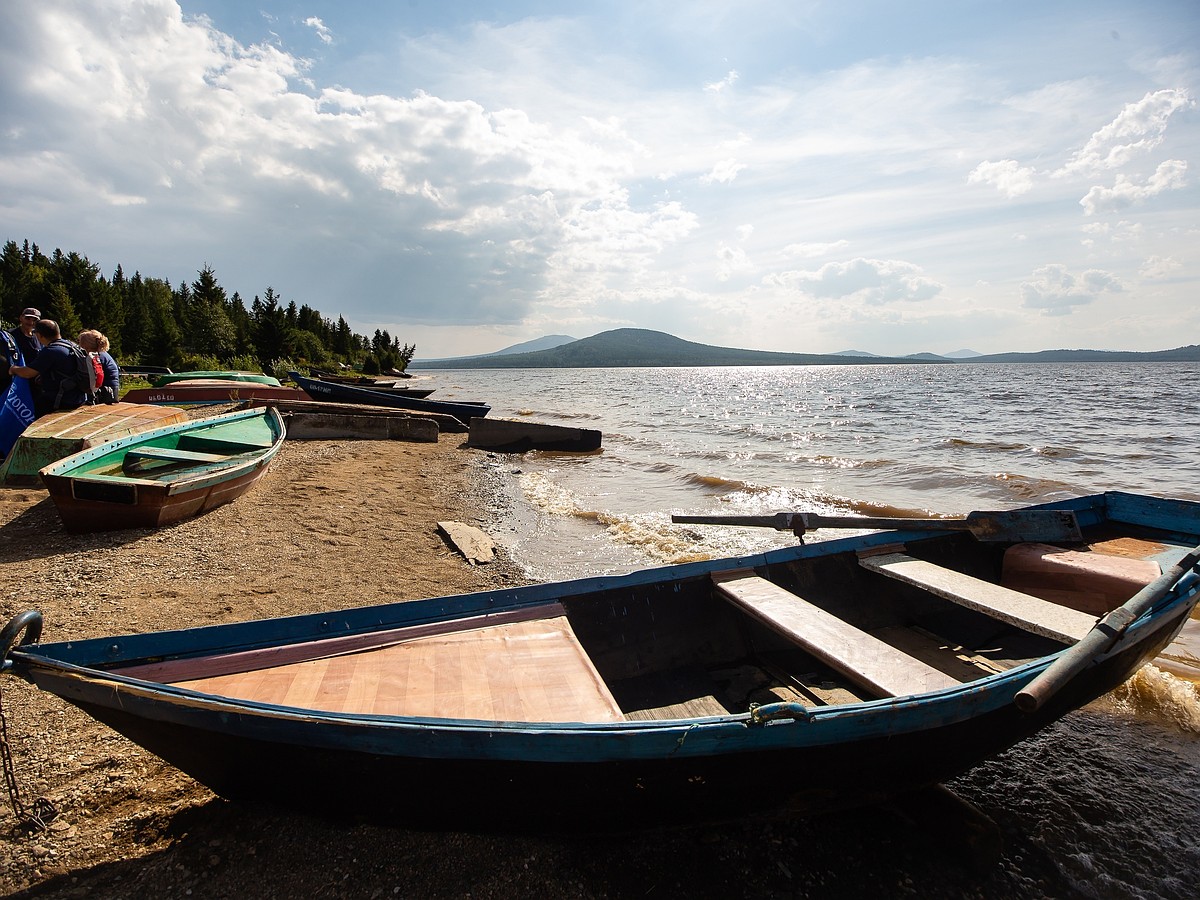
left=35, top=406, right=285, bottom=532
left=120, top=380, right=310, bottom=407
left=2, top=491, right=1198, bottom=830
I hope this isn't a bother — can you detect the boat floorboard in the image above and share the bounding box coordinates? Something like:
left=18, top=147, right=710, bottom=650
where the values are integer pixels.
left=174, top=612, right=625, bottom=723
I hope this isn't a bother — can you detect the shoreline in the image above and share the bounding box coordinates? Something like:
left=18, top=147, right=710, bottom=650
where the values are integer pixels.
left=0, top=435, right=529, bottom=895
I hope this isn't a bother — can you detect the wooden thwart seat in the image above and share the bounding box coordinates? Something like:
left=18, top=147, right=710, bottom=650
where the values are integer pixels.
left=858, top=552, right=1096, bottom=644
left=712, top=571, right=961, bottom=698
left=125, top=446, right=228, bottom=465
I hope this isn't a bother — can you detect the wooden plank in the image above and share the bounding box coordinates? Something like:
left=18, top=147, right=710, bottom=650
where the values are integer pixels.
left=114, top=604, right=566, bottom=683
left=174, top=613, right=625, bottom=723
left=859, top=553, right=1096, bottom=644
left=125, top=447, right=229, bottom=464
left=712, top=572, right=961, bottom=698
left=1001, top=542, right=1161, bottom=615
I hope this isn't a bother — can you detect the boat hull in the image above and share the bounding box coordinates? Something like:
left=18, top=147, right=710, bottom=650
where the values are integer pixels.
left=24, top=603, right=1187, bottom=831
left=151, top=371, right=281, bottom=387
left=289, top=371, right=489, bottom=424
left=7, top=490, right=1200, bottom=829
left=121, top=381, right=310, bottom=406
left=37, top=406, right=285, bottom=533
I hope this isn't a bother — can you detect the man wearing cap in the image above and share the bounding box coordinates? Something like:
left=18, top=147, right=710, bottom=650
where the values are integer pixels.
left=9, top=308, right=41, bottom=365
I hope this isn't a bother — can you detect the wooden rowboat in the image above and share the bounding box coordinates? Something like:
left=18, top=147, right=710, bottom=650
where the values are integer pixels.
left=36, top=406, right=285, bottom=533
left=3, top=491, right=1198, bottom=830
left=121, top=380, right=310, bottom=406
left=0, top=403, right=189, bottom=487
left=289, top=371, right=489, bottom=425
left=151, top=371, right=281, bottom=387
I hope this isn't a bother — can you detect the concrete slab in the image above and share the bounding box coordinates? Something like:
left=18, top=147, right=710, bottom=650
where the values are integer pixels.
left=437, top=521, right=497, bottom=565
left=282, top=412, right=438, bottom=443
left=468, top=416, right=601, bottom=453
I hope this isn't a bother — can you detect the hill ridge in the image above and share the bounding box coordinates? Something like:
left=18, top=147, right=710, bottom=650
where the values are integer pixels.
left=408, top=329, right=1200, bottom=369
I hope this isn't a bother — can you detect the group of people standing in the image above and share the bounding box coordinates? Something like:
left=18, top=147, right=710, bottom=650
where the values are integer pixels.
left=2, top=307, right=121, bottom=418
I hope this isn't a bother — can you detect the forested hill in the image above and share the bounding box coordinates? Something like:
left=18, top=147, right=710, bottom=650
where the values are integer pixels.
left=962, top=346, right=1200, bottom=363
left=0, top=239, right=409, bottom=373
left=409, top=328, right=940, bottom=369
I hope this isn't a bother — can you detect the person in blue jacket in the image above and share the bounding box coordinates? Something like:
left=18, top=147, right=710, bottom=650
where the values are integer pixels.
left=78, top=329, right=120, bottom=402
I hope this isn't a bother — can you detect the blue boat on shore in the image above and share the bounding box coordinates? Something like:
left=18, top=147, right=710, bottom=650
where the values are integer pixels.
left=3, top=491, right=1198, bottom=831
left=288, top=371, right=489, bottom=425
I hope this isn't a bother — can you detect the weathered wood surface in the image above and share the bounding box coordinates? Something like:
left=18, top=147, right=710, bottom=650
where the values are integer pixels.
left=712, top=571, right=962, bottom=698
left=281, top=411, right=438, bottom=443
left=468, top=416, right=602, bottom=453
left=175, top=611, right=625, bottom=723
left=438, top=520, right=497, bottom=564
left=860, top=552, right=1096, bottom=644
left=0, top=403, right=189, bottom=487
left=1001, top=542, right=1161, bottom=615
left=244, top=398, right=462, bottom=434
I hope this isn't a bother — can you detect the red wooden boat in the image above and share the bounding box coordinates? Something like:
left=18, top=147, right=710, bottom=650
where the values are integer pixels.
left=121, top=379, right=311, bottom=406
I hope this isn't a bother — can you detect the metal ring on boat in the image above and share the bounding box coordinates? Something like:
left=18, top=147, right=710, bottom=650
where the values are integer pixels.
left=0, top=610, right=42, bottom=669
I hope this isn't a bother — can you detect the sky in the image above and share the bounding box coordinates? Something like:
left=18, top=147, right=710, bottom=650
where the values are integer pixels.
left=1, top=2, right=1197, bottom=359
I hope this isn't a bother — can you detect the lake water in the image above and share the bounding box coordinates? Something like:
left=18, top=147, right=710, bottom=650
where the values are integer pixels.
left=415, top=361, right=1200, bottom=897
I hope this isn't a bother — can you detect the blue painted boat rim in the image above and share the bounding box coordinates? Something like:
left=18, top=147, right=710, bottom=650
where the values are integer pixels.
left=10, top=490, right=1200, bottom=756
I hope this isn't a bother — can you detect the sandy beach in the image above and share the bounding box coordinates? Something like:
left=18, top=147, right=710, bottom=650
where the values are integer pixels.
left=0, top=431, right=1152, bottom=899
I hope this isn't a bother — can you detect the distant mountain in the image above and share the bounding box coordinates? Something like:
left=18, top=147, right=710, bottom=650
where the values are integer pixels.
left=962, top=346, right=1200, bottom=363
left=408, top=330, right=1200, bottom=369
left=414, top=333, right=577, bottom=364
left=487, top=334, right=577, bottom=356
left=838, top=349, right=981, bottom=360
left=409, top=328, right=943, bottom=369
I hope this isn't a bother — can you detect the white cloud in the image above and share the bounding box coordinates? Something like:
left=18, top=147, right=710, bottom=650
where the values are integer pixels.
left=1079, top=159, right=1188, bottom=215
left=783, top=241, right=850, bottom=259
left=1140, top=255, right=1182, bottom=280
left=0, top=2, right=1196, bottom=357
left=967, top=159, right=1035, bottom=198
left=700, top=158, right=745, bottom=185
left=1019, top=264, right=1124, bottom=316
left=1060, top=88, right=1193, bottom=176
left=304, top=17, right=332, bottom=45
left=771, top=258, right=944, bottom=305
left=704, top=70, right=739, bottom=93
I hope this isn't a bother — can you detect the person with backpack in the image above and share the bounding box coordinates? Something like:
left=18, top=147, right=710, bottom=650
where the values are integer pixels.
left=7, top=319, right=94, bottom=417
left=78, top=329, right=120, bottom=403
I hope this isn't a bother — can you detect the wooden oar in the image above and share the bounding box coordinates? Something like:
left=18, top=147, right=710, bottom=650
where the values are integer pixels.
left=1015, top=542, right=1200, bottom=712
left=670, top=509, right=1082, bottom=543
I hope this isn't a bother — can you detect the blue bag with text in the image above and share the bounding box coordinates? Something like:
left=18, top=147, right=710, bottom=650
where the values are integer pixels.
left=0, top=331, right=36, bottom=459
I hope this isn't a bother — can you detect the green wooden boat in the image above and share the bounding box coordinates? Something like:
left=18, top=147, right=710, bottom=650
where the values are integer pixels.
left=0, top=403, right=189, bottom=487
left=38, top=406, right=285, bottom=533
left=151, top=371, right=281, bottom=387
